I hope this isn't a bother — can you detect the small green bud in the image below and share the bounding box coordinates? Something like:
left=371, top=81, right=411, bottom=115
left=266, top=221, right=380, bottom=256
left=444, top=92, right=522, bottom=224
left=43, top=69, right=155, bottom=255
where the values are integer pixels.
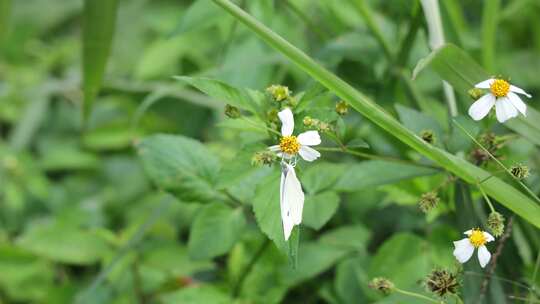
left=419, top=191, right=440, bottom=213
left=267, top=109, right=279, bottom=123
left=303, top=116, right=314, bottom=127
left=468, top=88, right=485, bottom=100
left=266, top=85, right=290, bottom=102
left=426, top=269, right=459, bottom=298
left=368, top=277, right=394, bottom=295
left=510, top=164, right=530, bottom=180
left=487, top=211, right=505, bottom=237
left=420, top=129, right=436, bottom=144
left=251, top=150, right=277, bottom=166
left=317, top=121, right=332, bottom=133
left=224, top=104, right=241, bottom=118
left=335, top=100, right=349, bottom=116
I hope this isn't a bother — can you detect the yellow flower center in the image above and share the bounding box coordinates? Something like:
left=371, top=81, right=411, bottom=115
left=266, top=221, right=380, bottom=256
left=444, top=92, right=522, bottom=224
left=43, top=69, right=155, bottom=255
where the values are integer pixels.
left=490, top=79, right=510, bottom=98
left=279, top=136, right=300, bottom=155
left=468, top=229, right=487, bottom=248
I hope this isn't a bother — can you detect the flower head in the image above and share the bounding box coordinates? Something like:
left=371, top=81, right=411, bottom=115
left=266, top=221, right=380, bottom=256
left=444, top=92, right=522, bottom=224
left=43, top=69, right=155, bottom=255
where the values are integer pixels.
left=468, top=78, right=531, bottom=123
left=510, top=164, right=530, bottom=180
left=426, top=269, right=460, bottom=298
left=487, top=212, right=505, bottom=237
left=453, top=228, right=495, bottom=268
left=269, top=108, right=321, bottom=162
left=368, top=277, right=394, bottom=295
left=335, top=100, right=349, bottom=116
left=267, top=85, right=291, bottom=102
left=419, top=191, right=439, bottom=213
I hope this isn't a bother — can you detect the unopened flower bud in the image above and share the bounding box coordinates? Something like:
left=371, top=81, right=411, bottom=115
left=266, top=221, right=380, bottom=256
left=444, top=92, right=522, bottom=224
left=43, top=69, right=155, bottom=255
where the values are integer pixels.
left=487, top=212, right=505, bottom=237
left=369, top=277, right=394, bottom=295
left=317, top=122, right=332, bottom=133
left=468, top=88, right=485, bottom=100
left=335, top=100, right=348, bottom=116
left=420, top=130, right=436, bottom=144
left=251, top=150, right=276, bottom=166
left=510, top=164, right=529, bottom=180
left=419, top=191, right=439, bottom=213
left=266, top=85, right=290, bottom=102
left=224, top=104, right=241, bottom=119
left=267, top=109, right=279, bottom=123
left=303, top=116, right=314, bottom=127
left=426, top=269, right=459, bottom=297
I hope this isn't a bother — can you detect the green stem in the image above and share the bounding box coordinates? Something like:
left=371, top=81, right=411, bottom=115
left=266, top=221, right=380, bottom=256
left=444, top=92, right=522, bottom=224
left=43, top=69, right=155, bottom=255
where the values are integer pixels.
left=394, top=288, right=442, bottom=303
left=211, top=0, right=540, bottom=229
left=476, top=180, right=496, bottom=212
left=241, top=116, right=281, bottom=136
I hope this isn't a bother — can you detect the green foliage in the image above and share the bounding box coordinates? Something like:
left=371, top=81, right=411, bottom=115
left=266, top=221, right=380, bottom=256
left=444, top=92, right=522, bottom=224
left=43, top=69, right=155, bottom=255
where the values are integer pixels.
left=2, top=1, right=540, bottom=303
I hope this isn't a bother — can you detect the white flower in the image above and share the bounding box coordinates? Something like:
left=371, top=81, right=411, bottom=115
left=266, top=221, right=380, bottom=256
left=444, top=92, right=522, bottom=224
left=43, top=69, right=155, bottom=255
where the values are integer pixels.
left=280, top=163, right=304, bottom=241
left=269, top=108, right=321, bottom=162
left=468, top=78, right=531, bottom=123
left=453, top=229, right=495, bottom=268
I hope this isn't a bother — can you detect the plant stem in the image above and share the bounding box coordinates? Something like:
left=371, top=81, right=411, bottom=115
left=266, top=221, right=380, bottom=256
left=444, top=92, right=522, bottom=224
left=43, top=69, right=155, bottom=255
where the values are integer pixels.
left=394, top=288, right=442, bottom=303
left=476, top=181, right=496, bottom=212
left=232, top=239, right=270, bottom=297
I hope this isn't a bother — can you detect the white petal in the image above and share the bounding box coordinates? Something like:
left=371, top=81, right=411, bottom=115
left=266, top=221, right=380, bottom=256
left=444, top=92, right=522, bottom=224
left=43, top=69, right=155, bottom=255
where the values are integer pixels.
left=280, top=164, right=304, bottom=241
left=464, top=230, right=473, bottom=236
left=453, top=239, right=475, bottom=264
left=298, top=145, right=320, bottom=162
left=483, top=231, right=495, bottom=242
left=495, top=97, right=518, bottom=123
left=475, top=78, right=494, bottom=89
left=297, top=130, right=321, bottom=146
left=507, top=92, right=527, bottom=116
left=477, top=245, right=491, bottom=268
left=278, top=108, right=294, bottom=136
left=510, top=85, right=532, bottom=98
left=269, top=145, right=280, bottom=152
left=468, top=94, right=495, bottom=121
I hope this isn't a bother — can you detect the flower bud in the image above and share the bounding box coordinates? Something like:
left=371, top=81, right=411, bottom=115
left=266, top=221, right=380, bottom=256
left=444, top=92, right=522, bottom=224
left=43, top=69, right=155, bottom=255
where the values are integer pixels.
left=251, top=151, right=277, bottom=166
left=368, top=277, right=394, bottom=295
left=510, top=164, right=530, bottom=180
left=317, top=121, right=333, bottom=133
left=335, top=100, right=349, bottom=116
left=224, top=104, right=241, bottom=119
left=487, top=211, right=505, bottom=237
left=470, top=148, right=489, bottom=166
left=420, top=129, right=436, bottom=144
left=266, top=85, right=290, bottom=102
left=468, top=88, right=485, bottom=100
left=419, top=191, right=439, bottom=213
left=303, top=116, right=314, bottom=127
left=426, top=269, right=459, bottom=297
left=267, top=109, right=279, bottom=123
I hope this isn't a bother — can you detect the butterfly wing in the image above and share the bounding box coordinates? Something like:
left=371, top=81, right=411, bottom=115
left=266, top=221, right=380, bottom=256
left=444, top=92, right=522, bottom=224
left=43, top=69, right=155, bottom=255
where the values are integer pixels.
left=280, top=163, right=305, bottom=241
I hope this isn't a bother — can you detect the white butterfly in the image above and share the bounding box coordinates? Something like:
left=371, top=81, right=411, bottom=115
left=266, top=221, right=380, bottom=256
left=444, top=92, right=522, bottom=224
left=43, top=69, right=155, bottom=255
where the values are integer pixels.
left=280, top=162, right=305, bottom=241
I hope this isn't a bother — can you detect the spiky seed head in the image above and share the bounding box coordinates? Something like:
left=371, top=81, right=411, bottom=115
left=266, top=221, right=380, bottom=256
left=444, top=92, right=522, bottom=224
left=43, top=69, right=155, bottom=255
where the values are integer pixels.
left=487, top=211, right=505, bottom=237
left=419, top=191, right=440, bottom=213
left=335, top=100, right=349, bottom=116
left=368, top=277, right=394, bottom=295
left=426, top=269, right=460, bottom=298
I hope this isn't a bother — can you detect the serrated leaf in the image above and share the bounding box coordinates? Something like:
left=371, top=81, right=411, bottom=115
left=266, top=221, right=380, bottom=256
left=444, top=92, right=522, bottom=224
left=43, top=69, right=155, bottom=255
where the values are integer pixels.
left=82, top=0, right=119, bottom=121
left=319, top=225, right=371, bottom=252
left=188, top=203, right=246, bottom=260
left=136, top=134, right=222, bottom=202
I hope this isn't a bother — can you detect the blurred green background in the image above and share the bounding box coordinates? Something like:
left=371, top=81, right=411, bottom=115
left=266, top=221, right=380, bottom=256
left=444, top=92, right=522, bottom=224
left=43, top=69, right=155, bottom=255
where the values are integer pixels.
left=1, top=0, right=539, bottom=303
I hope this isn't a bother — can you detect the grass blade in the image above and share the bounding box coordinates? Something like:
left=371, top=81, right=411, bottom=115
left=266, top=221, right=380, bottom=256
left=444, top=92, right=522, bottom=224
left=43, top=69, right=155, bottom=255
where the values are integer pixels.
left=211, top=0, right=540, bottom=228
left=82, top=0, right=119, bottom=122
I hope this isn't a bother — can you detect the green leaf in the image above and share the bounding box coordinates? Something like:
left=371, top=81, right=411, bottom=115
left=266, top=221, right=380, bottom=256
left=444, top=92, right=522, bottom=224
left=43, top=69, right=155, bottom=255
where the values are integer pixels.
left=369, top=233, right=430, bottom=289
left=175, top=76, right=261, bottom=114
left=481, top=0, right=500, bottom=72
left=302, top=162, right=346, bottom=194
left=319, top=225, right=371, bottom=252
left=160, top=285, right=231, bottom=304
left=395, top=104, right=444, bottom=144
left=335, top=160, right=438, bottom=192
left=413, top=44, right=540, bottom=146
left=82, top=0, right=119, bottom=121
left=0, top=245, right=54, bottom=302
left=188, top=203, right=246, bottom=260
left=251, top=173, right=287, bottom=252
left=303, top=191, right=340, bottom=230
left=16, top=224, right=110, bottom=265
left=212, top=0, right=540, bottom=228
left=136, top=134, right=222, bottom=202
